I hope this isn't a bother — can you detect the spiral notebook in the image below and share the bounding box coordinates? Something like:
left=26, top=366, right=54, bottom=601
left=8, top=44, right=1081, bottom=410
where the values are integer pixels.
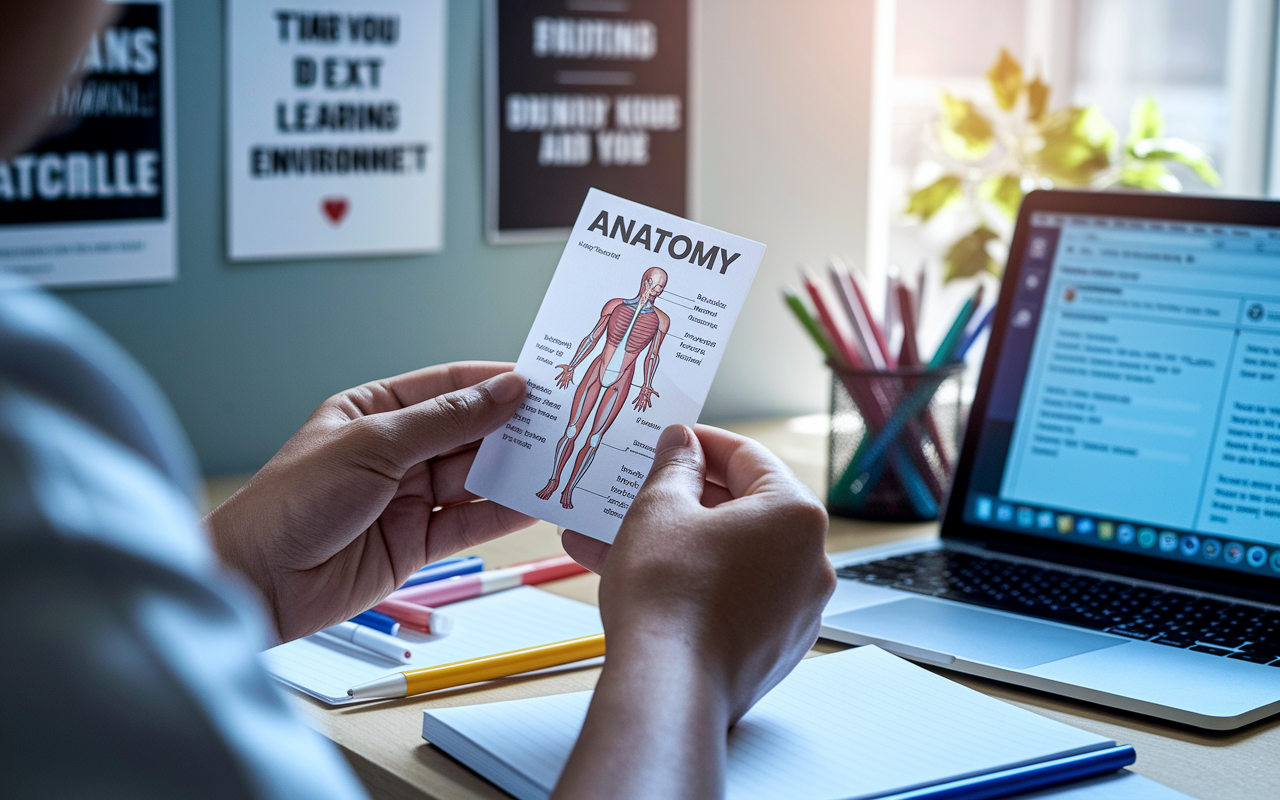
left=421, top=646, right=1137, bottom=800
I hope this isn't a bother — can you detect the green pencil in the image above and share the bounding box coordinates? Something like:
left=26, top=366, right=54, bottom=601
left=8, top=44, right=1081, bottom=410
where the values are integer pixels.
left=783, top=287, right=843, bottom=365
left=928, top=284, right=984, bottom=369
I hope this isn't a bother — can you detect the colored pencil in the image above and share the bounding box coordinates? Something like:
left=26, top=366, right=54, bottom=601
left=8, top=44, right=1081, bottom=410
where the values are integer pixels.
left=828, top=265, right=878, bottom=368
left=783, top=288, right=842, bottom=365
left=929, top=285, right=984, bottom=369
left=829, top=259, right=887, bottom=370
left=347, top=634, right=606, bottom=700
left=845, top=264, right=895, bottom=369
left=896, top=283, right=921, bottom=367
left=802, top=268, right=861, bottom=368
left=956, top=303, right=996, bottom=361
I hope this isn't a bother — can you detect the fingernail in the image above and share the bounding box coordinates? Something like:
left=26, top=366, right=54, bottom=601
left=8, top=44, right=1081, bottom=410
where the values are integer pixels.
left=484, top=373, right=524, bottom=404
left=655, top=424, right=690, bottom=455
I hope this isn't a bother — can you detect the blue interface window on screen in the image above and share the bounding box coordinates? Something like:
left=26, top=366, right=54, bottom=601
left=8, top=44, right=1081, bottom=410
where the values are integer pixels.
left=970, top=212, right=1280, bottom=577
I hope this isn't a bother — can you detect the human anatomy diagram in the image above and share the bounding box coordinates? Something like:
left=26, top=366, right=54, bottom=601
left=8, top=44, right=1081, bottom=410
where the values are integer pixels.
left=536, top=267, right=671, bottom=509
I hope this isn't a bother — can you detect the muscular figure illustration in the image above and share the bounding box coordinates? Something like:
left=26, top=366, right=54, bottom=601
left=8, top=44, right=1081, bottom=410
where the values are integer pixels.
left=536, top=267, right=671, bottom=509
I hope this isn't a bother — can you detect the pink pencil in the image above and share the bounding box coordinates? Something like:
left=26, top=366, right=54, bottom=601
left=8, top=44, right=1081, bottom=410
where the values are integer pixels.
left=829, top=260, right=886, bottom=370
left=803, top=269, right=862, bottom=368
left=848, top=271, right=894, bottom=369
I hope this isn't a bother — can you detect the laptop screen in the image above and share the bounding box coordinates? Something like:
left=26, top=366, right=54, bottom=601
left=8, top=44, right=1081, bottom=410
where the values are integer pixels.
left=959, top=206, right=1280, bottom=579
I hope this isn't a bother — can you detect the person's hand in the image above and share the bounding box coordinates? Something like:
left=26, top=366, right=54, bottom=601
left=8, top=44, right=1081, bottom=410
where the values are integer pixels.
left=552, top=424, right=834, bottom=800
left=565, top=423, right=834, bottom=719
left=204, top=362, right=535, bottom=642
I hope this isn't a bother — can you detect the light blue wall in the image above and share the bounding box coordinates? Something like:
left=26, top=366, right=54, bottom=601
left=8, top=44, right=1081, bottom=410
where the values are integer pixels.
left=56, top=0, right=879, bottom=476
left=59, top=0, right=569, bottom=474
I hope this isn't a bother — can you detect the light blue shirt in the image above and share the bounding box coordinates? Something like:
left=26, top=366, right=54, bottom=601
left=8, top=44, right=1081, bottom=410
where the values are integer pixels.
left=0, top=280, right=367, bottom=799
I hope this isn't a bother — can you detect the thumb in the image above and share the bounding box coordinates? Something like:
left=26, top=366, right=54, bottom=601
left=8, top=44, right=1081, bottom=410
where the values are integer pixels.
left=635, top=424, right=706, bottom=511
left=561, top=529, right=610, bottom=575
left=352, top=372, right=526, bottom=471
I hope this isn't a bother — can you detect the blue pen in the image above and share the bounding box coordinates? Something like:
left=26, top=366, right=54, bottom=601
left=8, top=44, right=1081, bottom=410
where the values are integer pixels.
left=349, top=609, right=400, bottom=637
left=885, top=744, right=1135, bottom=800
left=399, top=556, right=485, bottom=589
left=954, top=304, right=996, bottom=361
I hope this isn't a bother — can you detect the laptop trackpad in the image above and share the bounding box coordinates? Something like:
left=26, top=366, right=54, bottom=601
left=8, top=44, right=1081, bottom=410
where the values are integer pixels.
left=826, top=597, right=1126, bottom=669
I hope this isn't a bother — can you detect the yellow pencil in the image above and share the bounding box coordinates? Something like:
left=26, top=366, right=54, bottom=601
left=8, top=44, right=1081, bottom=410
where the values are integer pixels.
left=346, top=633, right=606, bottom=700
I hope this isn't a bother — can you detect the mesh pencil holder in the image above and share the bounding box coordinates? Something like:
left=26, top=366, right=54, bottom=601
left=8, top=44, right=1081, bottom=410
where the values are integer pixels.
left=827, top=363, right=968, bottom=522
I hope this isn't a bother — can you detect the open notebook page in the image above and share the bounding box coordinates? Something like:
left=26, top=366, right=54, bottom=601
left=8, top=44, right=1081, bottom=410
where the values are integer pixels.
left=262, top=587, right=603, bottom=705
left=422, top=646, right=1116, bottom=800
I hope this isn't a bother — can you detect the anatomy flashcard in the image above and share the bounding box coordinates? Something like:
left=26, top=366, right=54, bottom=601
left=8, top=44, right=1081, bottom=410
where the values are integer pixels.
left=466, top=188, right=765, bottom=543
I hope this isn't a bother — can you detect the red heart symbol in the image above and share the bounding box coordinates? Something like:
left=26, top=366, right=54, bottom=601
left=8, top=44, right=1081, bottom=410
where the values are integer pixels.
left=321, top=197, right=349, bottom=225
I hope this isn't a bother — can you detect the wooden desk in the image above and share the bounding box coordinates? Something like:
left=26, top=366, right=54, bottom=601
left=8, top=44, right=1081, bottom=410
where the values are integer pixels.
left=209, top=416, right=1280, bottom=800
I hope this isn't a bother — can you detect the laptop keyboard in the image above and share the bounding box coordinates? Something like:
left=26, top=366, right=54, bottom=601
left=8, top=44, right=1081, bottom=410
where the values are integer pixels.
left=836, top=550, right=1280, bottom=665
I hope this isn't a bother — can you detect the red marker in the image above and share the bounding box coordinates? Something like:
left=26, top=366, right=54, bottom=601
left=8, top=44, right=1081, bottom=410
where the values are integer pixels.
left=373, top=599, right=454, bottom=635
left=385, top=555, right=588, bottom=608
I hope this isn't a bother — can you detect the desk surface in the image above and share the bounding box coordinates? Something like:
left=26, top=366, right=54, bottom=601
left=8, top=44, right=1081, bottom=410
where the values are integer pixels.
left=210, top=416, right=1280, bottom=800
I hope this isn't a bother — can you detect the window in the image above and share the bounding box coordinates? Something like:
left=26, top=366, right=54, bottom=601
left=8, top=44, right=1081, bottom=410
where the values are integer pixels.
left=876, top=0, right=1274, bottom=298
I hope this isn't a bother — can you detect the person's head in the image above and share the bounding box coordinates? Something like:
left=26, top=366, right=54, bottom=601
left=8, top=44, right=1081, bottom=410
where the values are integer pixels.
left=0, top=0, right=114, bottom=160
left=638, top=267, right=667, bottom=304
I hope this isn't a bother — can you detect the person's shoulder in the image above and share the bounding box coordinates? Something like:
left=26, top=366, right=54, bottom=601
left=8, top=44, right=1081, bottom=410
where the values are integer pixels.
left=0, top=283, right=198, bottom=494
left=0, top=282, right=205, bottom=570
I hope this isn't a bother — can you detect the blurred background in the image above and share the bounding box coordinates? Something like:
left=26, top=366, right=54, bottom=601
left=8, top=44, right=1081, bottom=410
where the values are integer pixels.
left=46, top=0, right=1280, bottom=476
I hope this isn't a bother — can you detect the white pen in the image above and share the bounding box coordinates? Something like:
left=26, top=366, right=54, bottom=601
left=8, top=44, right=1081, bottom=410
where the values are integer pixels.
left=317, top=621, right=412, bottom=664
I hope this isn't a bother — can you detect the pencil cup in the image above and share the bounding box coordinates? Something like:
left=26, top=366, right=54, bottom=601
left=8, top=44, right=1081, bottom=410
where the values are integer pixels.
left=827, top=364, right=967, bottom=522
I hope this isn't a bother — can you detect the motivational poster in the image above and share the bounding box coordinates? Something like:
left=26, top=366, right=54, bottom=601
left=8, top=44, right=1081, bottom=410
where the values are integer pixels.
left=0, top=0, right=177, bottom=288
left=485, top=0, right=689, bottom=243
left=467, top=189, right=765, bottom=543
left=227, top=0, right=446, bottom=260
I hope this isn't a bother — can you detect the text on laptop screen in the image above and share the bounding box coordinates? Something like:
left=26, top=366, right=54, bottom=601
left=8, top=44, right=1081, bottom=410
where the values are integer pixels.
left=963, top=211, right=1280, bottom=577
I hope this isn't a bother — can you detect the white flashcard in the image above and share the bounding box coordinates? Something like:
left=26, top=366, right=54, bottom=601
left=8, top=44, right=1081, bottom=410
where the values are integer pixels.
left=466, top=189, right=765, bottom=543
left=226, top=0, right=446, bottom=260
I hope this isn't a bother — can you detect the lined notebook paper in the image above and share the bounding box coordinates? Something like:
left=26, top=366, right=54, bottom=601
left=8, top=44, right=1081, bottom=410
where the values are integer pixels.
left=263, top=587, right=602, bottom=704
left=422, top=646, right=1118, bottom=800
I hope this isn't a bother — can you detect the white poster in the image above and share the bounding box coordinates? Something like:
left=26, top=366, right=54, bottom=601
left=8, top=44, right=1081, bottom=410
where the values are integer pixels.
left=0, top=0, right=177, bottom=288
left=227, top=0, right=446, bottom=260
left=467, top=189, right=765, bottom=543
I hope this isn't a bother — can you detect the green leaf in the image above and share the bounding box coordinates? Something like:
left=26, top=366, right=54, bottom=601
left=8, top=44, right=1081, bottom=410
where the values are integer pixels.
left=938, top=91, right=995, bottom=160
left=986, top=48, right=1024, bottom=112
left=1026, top=74, right=1050, bottom=122
left=906, top=174, right=964, bottom=221
left=1033, top=105, right=1116, bottom=186
left=1118, top=162, right=1181, bottom=192
left=944, top=226, right=1001, bottom=280
left=1127, top=95, right=1164, bottom=150
left=980, top=173, right=1025, bottom=219
left=1131, top=138, right=1222, bottom=186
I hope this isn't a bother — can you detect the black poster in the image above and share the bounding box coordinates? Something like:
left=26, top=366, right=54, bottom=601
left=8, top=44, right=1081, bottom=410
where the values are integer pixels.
left=486, top=0, right=689, bottom=242
left=0, top=4, right=165, bottom=226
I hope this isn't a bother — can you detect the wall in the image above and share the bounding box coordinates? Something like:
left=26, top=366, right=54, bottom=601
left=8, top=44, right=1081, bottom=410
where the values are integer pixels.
left=57, top=0, right=878, bottom=475
left=694, top=0, right=878, bottom=421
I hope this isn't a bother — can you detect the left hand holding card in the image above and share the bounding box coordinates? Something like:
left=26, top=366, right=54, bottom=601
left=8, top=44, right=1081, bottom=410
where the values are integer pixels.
left=205, top=362, right=535, bottom=642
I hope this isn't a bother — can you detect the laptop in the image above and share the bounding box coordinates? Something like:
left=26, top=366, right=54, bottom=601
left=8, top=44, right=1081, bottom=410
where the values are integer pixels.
left=822, top=189, right=1280, bottom=730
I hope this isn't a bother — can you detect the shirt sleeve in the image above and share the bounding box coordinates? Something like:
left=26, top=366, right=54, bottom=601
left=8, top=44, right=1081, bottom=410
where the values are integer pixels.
left=0, top=282, right=369, bottom=800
